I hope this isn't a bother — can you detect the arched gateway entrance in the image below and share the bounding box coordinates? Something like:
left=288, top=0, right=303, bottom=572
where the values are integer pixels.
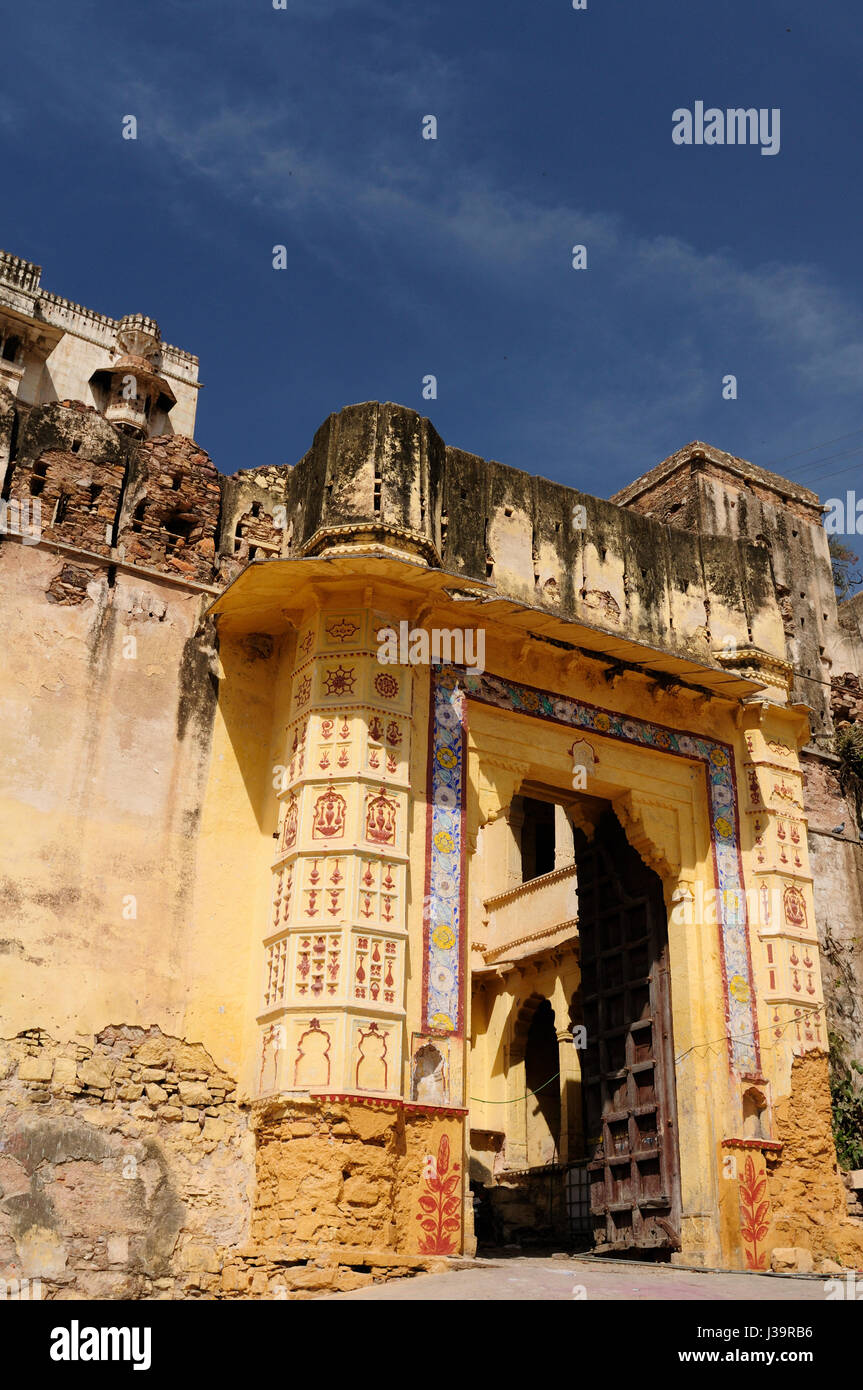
left=469, top=799, right=681, bottom=1255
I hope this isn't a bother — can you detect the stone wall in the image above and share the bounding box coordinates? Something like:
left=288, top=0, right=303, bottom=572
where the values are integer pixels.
left=766, top=1054, right=863, bottom=1267
left=0, top=1027, right=251, bottom=1300
left=252, top=1098, right=465, bottom=1261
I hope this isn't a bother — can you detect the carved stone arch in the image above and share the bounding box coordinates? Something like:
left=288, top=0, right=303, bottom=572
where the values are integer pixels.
left=510, top=991, right=555, bottom=1065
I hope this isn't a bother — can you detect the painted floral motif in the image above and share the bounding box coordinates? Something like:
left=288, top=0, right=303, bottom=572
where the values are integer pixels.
left=326, top=617, right=360, bottom=642
left=312, top=787, right=347, bottom=839
left=374, top=672, right=399, bottom=699
left=424, top=678, right=466, bottom=1034
left=416, top=1133, right=461, bottom=1255
left=281, top=794, right=299, bottom=850
left=323, top=665, right=356, bottom=696
left=784, top=885, right=807, bottom=928
left=739, top=1155, right=770, bottom=1270
left=365, top=788, right=398, bottom=845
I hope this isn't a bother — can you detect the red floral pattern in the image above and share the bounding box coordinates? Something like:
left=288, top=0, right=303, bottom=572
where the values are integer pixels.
left=739, top=1154, right=770, bottom=1270
left=416, top=1133, right=461, bottom=1254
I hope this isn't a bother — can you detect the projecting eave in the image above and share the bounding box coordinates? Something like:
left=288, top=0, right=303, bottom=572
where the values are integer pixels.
left=208, top=553, right=768, bottom=702
left=0, top=302, right=64, bottom=352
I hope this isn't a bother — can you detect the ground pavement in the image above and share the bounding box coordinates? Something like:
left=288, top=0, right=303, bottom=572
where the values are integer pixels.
left=321, top=1254, right=833, bottom=1301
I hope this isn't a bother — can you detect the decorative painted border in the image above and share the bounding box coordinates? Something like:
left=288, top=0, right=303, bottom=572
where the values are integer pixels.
left=423, top=664, right=760, bottom=1074
left=422, top=675, right=468, bottom=1035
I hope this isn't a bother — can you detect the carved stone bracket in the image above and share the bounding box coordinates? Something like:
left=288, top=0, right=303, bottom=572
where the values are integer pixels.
left=612, top=790, right=682, bottom=882
left=474, top=756, right=529, bottom=828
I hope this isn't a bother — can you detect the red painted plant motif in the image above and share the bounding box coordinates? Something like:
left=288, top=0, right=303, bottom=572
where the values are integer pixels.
left=416, top=1133, right=461, bottom=1255
left=739, top=1154, right=770, bottom=1270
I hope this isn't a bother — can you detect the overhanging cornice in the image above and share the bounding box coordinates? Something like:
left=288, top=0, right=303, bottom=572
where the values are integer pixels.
left=208, top=553, right=769, bottom=702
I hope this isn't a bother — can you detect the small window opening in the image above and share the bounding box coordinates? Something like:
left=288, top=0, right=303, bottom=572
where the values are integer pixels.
left=30, top=460, right=48, bottom=497
left=520, top=797, right=557, bottom=882
left=131, top=500, right=147, bottom=533
left=164, top=513, right=195, bottom=556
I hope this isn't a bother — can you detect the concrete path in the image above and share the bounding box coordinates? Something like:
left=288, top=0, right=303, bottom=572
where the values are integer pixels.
left=321, top=1254, right=832, bottom=1301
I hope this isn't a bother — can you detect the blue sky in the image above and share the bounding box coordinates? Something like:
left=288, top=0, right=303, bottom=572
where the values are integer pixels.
left=2, top=0, right=862, bottom=521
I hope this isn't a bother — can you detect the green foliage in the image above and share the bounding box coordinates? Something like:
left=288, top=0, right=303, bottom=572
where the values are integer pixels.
left=828, top=1032, right=863, bottom=1171
left=835, top=726, right=863, bottom=829
left=835, top=724, right=863, bottom=782
left=829, top=535, right=863, bottom=601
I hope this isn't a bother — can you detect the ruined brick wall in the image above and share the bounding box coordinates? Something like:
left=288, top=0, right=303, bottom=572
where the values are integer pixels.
left=217, top=472, right=286, bottom=584
left=5, top=400, right=130, bottom=556
left=117, top=435, right=221, bottom=583
left=604, top=462, right=701, bottom=530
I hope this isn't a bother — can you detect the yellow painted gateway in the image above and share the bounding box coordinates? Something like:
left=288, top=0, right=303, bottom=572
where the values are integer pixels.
left=2, top=253, right=863, bottom=1294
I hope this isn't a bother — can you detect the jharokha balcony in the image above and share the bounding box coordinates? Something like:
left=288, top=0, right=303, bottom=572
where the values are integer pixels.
left=477, top=863, right=579, bottom=967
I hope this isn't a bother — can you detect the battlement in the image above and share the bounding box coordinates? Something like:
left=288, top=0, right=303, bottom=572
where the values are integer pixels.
left=0, top=249, right=200, bottom=433
left=0, top=250, right=42, bottom=293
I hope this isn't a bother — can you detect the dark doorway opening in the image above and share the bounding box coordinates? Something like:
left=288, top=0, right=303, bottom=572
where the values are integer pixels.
left=574, top=808, right=681, bottom=1257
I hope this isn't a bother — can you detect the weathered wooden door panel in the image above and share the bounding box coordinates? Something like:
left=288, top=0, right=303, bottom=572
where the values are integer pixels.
left=575, top=809, right=681, bottom=1252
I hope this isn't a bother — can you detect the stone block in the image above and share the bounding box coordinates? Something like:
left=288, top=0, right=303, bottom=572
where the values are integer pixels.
left=179, top=1243, right=220, bottom=1274
left=343, top=1176, right=383, bottom=1207
left=345, top=1106, right=397, bottom=1143
left=18, top=1055, right=54, bottom=1083
left=79, top=1058, right=115, bottom=1090
left=771, top=1246, right=815, bottom=1273
left=107, top=1235, right=129, bottom=1266
left=145, top=1083, right=167, bottom=1105
left=178, top=1081, right=212, bottom=1106
left=134, top=1038, right=171, bottom=1068
left=51, top=1056, right=79, bottom=1089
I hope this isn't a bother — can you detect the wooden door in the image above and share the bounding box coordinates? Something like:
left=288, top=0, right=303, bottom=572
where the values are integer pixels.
left=575, top=809, right=681, bottom=1252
